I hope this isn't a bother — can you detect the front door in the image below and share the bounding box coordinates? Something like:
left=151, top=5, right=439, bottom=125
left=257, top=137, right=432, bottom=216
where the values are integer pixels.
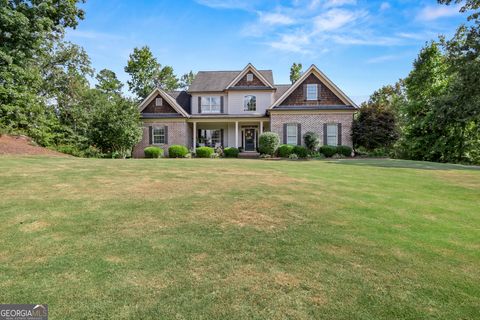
left=244, top=129, right=255, bottom=151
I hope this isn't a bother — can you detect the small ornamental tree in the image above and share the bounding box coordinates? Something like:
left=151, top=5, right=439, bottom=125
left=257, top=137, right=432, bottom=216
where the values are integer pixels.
left=258, top=132, right=280, bottom=156
left=352, top=103, right=398, bottom=151
left=303, top=131, right=320, bottom=152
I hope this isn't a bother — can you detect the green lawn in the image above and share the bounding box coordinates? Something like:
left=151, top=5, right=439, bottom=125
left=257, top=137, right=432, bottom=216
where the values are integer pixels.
left=0, top=156, right=479, bottom=319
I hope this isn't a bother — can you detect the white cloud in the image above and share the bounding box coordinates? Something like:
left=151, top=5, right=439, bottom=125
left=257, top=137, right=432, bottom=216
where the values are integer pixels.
left=367, top=54, right=402, bottom=64
left=323, top=0, right=357, bottom=8
left=268, top=33, right=311, bottom=53
left=313, top=9, right=365, bottom=32
left=380, top=2, right=390, bottom=11
left=194, top=0, right=255, bottom=10
left=417, top=5, right=461, bottom=21
left=259, top=12, right=296, bottom=26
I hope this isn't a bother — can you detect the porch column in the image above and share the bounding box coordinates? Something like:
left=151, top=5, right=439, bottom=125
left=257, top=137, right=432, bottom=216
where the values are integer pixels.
left=235, top=121, right=239, bottom=148
left=192, top=121, right=197, bottom=149
left=259, top=121, right=263, bottom=134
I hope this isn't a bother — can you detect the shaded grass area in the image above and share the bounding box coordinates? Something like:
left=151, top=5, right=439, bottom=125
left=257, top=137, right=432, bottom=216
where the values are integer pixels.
left=0, top=157, right=479, bottom=319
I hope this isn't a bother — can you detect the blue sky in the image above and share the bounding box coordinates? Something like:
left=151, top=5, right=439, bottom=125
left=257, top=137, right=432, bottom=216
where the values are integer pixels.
left=65, top=0, right=468, bottom=103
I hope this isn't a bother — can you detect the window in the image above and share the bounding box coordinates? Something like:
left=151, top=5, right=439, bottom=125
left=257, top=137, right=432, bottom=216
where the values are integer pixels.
left=198, top=129, right=221, bottom=147
left=327, top=124, right=338, bottom=146
left=286, top=124, right=298, bottom=145
left=201, top=97, right=221, bottom=113
left=306, top=84, right=318, bottom=100
left=244, top=95, right=256, bottom=111
left=246, top=73, right=253, bottom=82
left=153, top=127, right=165, bottom=144
left=155, top=97, right=163, bottom=106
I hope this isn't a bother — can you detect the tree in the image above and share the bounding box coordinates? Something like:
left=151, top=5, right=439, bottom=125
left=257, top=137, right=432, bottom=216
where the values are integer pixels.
left=124, top=46, right=179, bottom=99
left=289, top=63, right=302, bottom=83
left=95, top=69, right=123, bottom=95
left=180, top=71, right=196, bottom=89
left=303, top=132, right=320, bottom=152
left=352, top=103, right=398, bottom=151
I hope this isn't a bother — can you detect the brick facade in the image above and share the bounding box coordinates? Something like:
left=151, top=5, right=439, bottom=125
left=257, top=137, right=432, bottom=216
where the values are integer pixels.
left=233, top=72, right=267, bottom=87
left=270, top=112, right=354, bottom=147
left=142, top=94, right=178, bottom=114
left=133, top=120, right=189, bottom=158
left=280, top=74, right=345, bottom=106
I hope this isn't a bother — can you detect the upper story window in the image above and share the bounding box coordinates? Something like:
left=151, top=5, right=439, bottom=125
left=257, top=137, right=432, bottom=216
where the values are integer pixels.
left=201, top=97, right=221, bottom=113
left=153, top=127, right=165, bottom=144
left=286, top=124, right=298, bottom=145
left=306, top=84, right=318, bottom=100
left=155, top=97, right=163, bottom=106
left=244, top=95, right=256, bottom=111
left=246, top=73, right=253, bottom=82
left=327, top=124, right=338, bottom=146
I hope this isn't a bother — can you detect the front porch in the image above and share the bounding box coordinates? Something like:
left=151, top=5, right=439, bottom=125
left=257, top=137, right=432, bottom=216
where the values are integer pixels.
left=189, top=117, right=269, bottom=152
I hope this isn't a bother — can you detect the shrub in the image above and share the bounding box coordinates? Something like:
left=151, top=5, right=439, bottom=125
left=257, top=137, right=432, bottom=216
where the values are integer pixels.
left=224, top=147, right=239, bottom=158
left=303, top=132, right=320, bottom=152
left=169, top=145, right=189, bottom=158
left=259, top=154, right=271, bottom=159
left=336, top=145, right=352, bottom=157
left=196, top=146, right=214, bottom=158
left=293, top=145, right=309, bottom=158
left=311, top=152, right=326, bottom=160
left=320, top=145, right=337, bottom=157
left=258, top=132, right=280, bottom=156
left=332, top=153, right=346, bottom=159
left=288, top=153, right=299, bottom=160
left=210, top=152, right=219, bottom=159
left=277, top=144, right=294, bottom=158
left=144, top=146, right=163, bottom=158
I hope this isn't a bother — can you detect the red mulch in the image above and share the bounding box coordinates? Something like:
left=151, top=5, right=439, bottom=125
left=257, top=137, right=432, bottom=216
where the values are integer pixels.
left=0, top=135, right=66, bottom=156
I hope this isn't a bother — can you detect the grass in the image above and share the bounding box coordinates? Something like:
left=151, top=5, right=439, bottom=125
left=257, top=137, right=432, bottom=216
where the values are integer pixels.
left=0, top=156, right=479, bottom=319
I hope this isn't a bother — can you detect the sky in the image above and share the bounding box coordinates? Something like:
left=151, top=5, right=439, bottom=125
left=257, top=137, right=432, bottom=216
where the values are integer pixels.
left=65, top=0, right=469, bottom=103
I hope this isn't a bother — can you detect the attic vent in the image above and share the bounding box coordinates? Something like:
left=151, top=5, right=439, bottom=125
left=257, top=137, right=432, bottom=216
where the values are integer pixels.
left=155, top=97, right=163, bottom=106
left=246, top=73, right=253, bottom=82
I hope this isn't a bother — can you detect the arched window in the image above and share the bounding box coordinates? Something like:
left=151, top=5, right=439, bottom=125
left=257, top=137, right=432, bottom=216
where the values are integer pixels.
left=244, top=95, right=256, bottom=111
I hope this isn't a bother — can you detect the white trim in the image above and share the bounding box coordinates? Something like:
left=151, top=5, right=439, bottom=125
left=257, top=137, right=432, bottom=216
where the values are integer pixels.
left=269, top=64, right=358, bottom=109
left=306, top=84, right=318, bottom=101
left=138, top=88, right=190, bottom=118
left=225, top=63, right=274, bottom=89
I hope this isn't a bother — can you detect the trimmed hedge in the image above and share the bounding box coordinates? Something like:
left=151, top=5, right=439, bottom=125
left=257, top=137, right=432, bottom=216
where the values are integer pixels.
left=144, top=146, right=163, bottom=158
left=224, top=147, right=239, bottom=158
left=196, top=146, right=214, bottom=158
left=277, top=144, right=294, bottom=158
left=168, top=145, right=189, bottom=158
left=293, top=145, right=309, bottom=158
left=320, top=145, right=337, bottom=157
left=258, top=132, right=280, bottom=156
left=337, top=145, right=352, bottom=157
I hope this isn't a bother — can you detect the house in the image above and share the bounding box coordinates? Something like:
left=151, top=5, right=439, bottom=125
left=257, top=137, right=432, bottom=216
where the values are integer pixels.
left=133, top=63, right=357, bottom=157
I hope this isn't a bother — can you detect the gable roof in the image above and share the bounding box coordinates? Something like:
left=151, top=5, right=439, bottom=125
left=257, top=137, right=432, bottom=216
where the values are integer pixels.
left=188, top=66, right=274, bottom=92
left=270, top=65, right=358, bottom=109
left=225, top=63, right=274, bottom=89
left=138, top=88, right=190, bottom=117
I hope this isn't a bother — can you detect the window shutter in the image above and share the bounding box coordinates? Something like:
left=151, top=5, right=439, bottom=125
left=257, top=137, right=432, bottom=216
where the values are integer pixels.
left=337, top=123, right=342, bottom=146
left=149, top=126, right=153, bottom=144
left=164, top=126, right=169, bottom=144
left=198, top=96, right=201, bottom=113
left=323, top=123, right=327, bottom=145
left=303, top=85, right=307, bottom=100
left=221, top=129, right=224, bottom=146
left=283, top=123, right=287, bottom=144
left=316, top=84, right=320, bottom=100
left=297, top=123, right=302, bottom=146
left=220, top=96, right=224, bottom=113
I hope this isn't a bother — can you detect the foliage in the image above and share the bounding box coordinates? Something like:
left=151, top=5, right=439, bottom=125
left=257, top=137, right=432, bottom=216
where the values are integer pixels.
left=196, top=146, right=214, bottom=158
left=124, top=46, right=179, bottom=99
left=168, top=145, right=189, bottom=158
left=320, top=145, right=338, bottom=157
left=290, top=63, right=302, bottom=83
left=224, top=147, right=239, bottom=158
left=293, top=145, right=309, bottom=158
left=180, top=71, right=196, bottom=89
left=277, top=144, right=295, bottom=158
left=336, top=146, right=353, bottom=157
left=95, top=69, right=123, bottom=95
left=288, top=153, right=299, bottom=160
left=303, top=132, right=320, bottom=152
left=352, top=103, right=398, bottom=151
left=258, top=132, right=280, bottom=156
left=311, top=152, right=326, bottom=160
left=144, top=146, right=163, bottom=158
